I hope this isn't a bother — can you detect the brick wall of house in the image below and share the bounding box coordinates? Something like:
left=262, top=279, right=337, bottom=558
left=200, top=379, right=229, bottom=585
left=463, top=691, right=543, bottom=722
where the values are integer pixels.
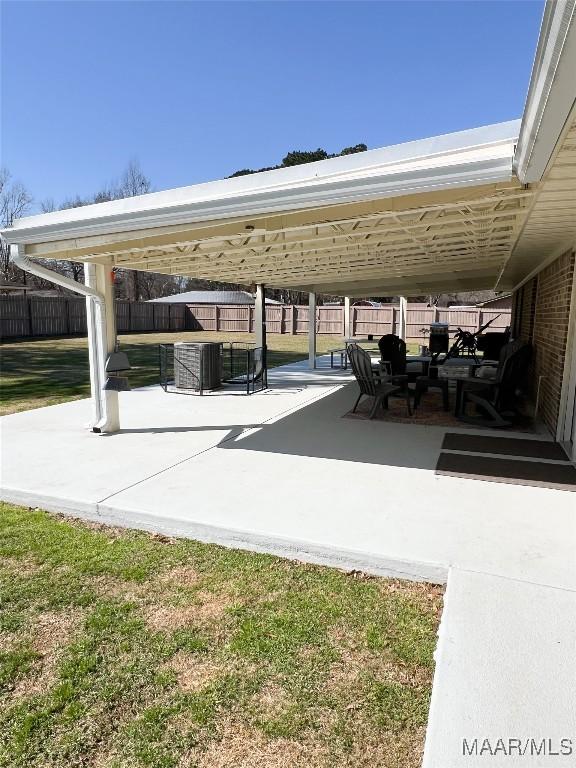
left=512, top=248, right=575, bottom=436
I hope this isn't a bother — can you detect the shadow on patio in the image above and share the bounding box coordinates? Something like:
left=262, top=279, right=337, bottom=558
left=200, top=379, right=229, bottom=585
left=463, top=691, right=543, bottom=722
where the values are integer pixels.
left=220, top=382, right=446, bottom=471
left=219, top=379, right=576, bottom=492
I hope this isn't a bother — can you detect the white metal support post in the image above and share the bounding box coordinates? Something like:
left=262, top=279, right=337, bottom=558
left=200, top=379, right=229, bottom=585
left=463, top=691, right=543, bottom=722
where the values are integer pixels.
left=84, top=261, right=120, bottom=433
left=309, top=292, right=317, bottom=369
left=399, top=296, right=408, bottom=341
left=344, top=296, right=351, bottom=339
left=254, top=283, right=266, bottom=362
left=11, top=245, right=120, bottom=434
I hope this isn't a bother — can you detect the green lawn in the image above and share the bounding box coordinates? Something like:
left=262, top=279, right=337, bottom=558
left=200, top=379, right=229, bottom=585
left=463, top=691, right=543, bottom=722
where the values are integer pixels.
left=0, top=503, right=442, bottom=768
left=0, top=332, right=346, bottom=416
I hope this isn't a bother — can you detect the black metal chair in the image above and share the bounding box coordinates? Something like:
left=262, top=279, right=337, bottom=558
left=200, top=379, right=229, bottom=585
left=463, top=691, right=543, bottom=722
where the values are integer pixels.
left=348, top=344, right=411, bottom=419
left=456, top=340, right=532, bottom=427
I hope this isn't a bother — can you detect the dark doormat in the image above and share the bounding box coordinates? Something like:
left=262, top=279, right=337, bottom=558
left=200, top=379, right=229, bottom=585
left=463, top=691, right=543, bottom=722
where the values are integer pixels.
left=435, top=452, right=576, bottom=491
left=441, top=433, right=568, bottom=460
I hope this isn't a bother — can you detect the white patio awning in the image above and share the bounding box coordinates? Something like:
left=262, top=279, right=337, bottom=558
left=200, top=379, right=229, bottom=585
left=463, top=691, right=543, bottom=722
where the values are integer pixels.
left=2, top=121, right=532, bottom=297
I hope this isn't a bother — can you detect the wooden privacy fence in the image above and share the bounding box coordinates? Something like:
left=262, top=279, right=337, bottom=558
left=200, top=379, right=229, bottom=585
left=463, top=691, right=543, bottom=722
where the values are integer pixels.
left=187, top=303, right=512, bottom=343
left=0, top=296, right=187, bottom=339
left=0, top=296, right=511, bottom=342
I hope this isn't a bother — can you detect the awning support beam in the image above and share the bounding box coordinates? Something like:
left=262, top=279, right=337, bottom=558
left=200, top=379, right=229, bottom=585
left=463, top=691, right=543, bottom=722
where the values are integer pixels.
left=399, top=296, right=408, bottom=341
left=344, top=296, right=351, bottom=339
left=10, top=244, right=119, bottom=433
left=84, top=262, right=119, bottom=433
left=309, top=292, right=316, bottom=369
left=254, top=283, right=267, bottom=371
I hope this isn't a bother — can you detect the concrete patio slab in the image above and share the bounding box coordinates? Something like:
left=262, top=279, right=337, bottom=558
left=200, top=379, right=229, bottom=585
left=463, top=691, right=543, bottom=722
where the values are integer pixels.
left=2, top=356, right=574, bottom=590
left=0, top=359, right=351, bottom=515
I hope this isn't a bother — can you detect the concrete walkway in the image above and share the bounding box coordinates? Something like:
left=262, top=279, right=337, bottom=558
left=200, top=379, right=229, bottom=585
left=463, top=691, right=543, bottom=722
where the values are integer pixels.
left=423, top=569, right=576, bottom=768
left=1, top=355, right=575, bottom=766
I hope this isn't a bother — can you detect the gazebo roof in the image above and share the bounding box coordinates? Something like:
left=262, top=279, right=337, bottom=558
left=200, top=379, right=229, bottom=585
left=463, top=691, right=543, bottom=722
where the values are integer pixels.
left=151, top=290, right=280, bottom=304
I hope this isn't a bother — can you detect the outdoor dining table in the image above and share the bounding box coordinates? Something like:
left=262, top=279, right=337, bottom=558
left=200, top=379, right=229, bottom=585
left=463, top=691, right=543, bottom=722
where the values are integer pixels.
left=406, top=354, right=433, bottom=375
left=344, top=338, right=381, bottom=366
left=436, top=368, right=487, bottom=415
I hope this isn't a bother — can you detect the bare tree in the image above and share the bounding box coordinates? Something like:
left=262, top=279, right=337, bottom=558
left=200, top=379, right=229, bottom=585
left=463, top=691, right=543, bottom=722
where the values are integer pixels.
left=40, top=198, right=56, bottom=214
left=33, top=162, right=151, bottom=293
left=113, top=159, right=152, bottom=301
left=115, top=159, right=151, bottom=199
left=0, top=168, right=33, bottom=281
left=38, top=198, right=86, bottom=284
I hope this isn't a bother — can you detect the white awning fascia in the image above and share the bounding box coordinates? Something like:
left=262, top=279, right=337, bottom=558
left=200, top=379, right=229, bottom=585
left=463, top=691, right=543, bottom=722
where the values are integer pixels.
left=514, top=0, right=576, bottom=183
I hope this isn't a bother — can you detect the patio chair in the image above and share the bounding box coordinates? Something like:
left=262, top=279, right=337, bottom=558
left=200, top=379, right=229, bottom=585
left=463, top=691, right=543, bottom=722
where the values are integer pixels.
left=456, top=340, right=532, bottom=427
left=348, top=344, right=411, bottom=419
left=378, top=333, right=422, bottom=382
left=378, top=334, right=407, bottom=376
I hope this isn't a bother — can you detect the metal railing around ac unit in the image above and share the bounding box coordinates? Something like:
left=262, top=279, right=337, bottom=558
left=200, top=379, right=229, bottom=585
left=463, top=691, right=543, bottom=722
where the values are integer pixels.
left=159, top=342, right=267, bottom=396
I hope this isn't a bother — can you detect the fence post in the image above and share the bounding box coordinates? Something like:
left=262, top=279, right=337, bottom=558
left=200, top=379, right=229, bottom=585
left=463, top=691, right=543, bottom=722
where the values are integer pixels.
left=65, top=299, right=71, bottom=335
left=26, top=296, right=33, bottom=337
left=478, top=309, right=483, bottom=332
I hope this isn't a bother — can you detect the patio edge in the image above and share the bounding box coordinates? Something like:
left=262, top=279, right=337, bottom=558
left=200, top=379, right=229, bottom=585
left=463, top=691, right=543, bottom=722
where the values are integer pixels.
left=0, top=487, right=448, bottom=584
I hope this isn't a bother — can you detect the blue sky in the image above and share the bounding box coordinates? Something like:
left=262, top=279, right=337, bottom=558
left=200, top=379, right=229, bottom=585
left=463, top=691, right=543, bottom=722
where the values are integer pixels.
left=2, top=1, right=544, bottom=211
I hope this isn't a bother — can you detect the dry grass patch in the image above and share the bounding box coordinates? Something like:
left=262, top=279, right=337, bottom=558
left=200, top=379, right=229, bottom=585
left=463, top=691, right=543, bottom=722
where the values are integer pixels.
left=9, top=609, right=84, bottom=699
left=0, top=556, right=45, bottom=576
left=164, top=651, right=223, bottom=693
left=194, top=719, right=331, bottom=768
left=158, top=564, right=201, bottom=587
left=250, top=681, right=292, bottom=719
left=325, top=626, right=431, bottom=693
left=377, top=578, right=444, bottom=609
left=144, top=604, right=201, bottom=632
left=194, top=715, right=426, bottom=767
left=335, top=723, right=428, bottom=768
left=51, top=513, right=130, bottom=540
left=144, top=589, right=235, bottom=632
